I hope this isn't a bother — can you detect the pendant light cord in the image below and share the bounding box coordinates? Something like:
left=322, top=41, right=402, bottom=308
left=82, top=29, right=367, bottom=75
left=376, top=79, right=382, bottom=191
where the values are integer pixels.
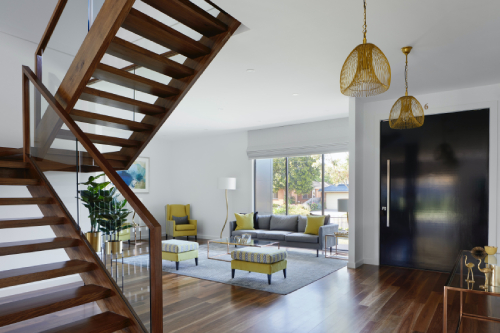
left=363, top=0, right=367, bottom=43
left=405, top=53, right=409, bottom=96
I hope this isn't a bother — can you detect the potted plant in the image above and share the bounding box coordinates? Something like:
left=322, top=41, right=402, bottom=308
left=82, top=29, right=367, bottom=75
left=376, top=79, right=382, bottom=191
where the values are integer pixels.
left=79, top=173, right=113, bottom=252
left=100, top=195, right=132, bottom=255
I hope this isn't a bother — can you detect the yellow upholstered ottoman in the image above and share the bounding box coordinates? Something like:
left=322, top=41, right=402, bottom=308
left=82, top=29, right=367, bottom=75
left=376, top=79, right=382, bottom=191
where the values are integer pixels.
left=231, top=247, right=287, bottom=284
left=161, top=239, right=199, bottom=270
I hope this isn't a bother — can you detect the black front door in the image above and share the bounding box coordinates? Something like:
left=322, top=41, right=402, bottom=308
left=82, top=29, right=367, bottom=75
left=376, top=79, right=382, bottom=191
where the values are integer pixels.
left=380, top=109, right=489, bottom=272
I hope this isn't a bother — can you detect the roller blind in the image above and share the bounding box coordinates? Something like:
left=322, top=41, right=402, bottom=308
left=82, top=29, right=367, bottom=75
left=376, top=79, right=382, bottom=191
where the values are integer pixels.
left=247, top=118, right=349, bottom=159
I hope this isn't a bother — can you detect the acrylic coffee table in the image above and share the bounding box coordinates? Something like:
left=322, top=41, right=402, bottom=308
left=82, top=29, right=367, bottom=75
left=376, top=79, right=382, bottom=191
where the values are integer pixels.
left=207, top=237, right=280, bottom=262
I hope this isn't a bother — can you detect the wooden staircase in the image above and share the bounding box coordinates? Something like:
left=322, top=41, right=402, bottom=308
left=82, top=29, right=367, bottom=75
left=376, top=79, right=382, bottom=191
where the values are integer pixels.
left=40, top=0, right=241, bottom=171
left=0, top=157, right=143, bottom=332
left=1, top=0, right=241, bottom=331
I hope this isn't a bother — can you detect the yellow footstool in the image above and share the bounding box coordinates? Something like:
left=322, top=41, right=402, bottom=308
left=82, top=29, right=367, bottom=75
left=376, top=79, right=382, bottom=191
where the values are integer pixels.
left=231, top=247, right=287, bottom=284
left=161, top=239, right=199, bottom=270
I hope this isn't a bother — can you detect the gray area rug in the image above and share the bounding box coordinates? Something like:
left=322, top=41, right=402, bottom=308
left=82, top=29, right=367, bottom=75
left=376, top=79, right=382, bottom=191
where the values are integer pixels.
left=122, top=244, right=347, bottom=295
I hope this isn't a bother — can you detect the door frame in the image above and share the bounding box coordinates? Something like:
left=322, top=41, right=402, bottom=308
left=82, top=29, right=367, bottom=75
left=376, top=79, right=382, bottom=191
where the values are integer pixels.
left=373, top=101, right=498, bottom=265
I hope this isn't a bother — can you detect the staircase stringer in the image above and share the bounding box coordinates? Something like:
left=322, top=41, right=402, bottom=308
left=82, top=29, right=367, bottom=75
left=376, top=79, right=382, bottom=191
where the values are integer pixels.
left=120, top=10, right=241, bottom=169
left=34, top=0, right=137, bottom=159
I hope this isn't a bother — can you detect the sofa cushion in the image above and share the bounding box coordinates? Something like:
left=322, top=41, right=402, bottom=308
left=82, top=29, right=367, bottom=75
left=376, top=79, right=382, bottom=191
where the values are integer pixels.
left=172, top=215, right=189, bottom=225
left=311, top=213, right=330, bottom=225
left=232, top=230, right=267, bottom=237
left=235, top=213, right=255, bottom=231
left=285, top=232, right=319, bottom=244
left=270, top=215, right=298, bottom=231
left=161, top=239, right=198, bottom=253
left=175, top=224, right=195, bottom=231
left=298, top=215, right=308, bottom=233
left=305, top=215, right=325, bottom=235
left=257, top=230, right=293, bottom=241
left=239, top=211, right=259, bottom=229
left=231, top=247, right=287, bottom=264
left=258, top=214, right=272, bottom=230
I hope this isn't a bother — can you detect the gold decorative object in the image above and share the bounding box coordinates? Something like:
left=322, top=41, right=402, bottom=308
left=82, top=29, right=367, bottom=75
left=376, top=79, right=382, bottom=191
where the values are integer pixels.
left=85, top=231, right=102, bottom=252
left=465, top=256, right=475, bottom=283
left=340, top=0, right=391, bottom=97
left=485, top=246, right=498, bottom=255
left=105, top=240, right=123, bottom=255
left=389, top=47, right=424, bottom=129
left=478, top=258, right=493, bottom=290
left=471, top=246, right=486, bottom=260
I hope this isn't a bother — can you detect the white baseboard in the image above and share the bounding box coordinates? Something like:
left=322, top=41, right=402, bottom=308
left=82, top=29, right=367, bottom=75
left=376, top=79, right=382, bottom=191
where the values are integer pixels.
left=362, top=257, right=379, bottom=266
left=347, top=259, right=364, bottom=269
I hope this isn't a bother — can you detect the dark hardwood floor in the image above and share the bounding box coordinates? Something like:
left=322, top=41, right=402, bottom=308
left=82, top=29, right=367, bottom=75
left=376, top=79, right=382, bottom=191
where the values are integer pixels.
left=2, top=238, right=500, bottom=332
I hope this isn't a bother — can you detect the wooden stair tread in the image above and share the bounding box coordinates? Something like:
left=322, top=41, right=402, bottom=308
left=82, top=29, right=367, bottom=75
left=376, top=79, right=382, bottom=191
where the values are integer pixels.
left=142, top=0, right=228, bottom=37
left=80, top=86, right=166, bottom=115
left=92, top=63, right=180, bottom=98
left=71, top=108, right=154, bottom=132
left=0, top=177, right=38, bottom=186
left=0, top=260, right=96, bottom=289
left=0, top=197, right=53, bottom=205
left=106, top=37, right=194, bottom=79
left=123, top=8, right=211, bottom=59
left=39, top=311, right=130, bottom=333
left=0, top=237, right=80, bottom=256
left=57, top=129, right=142, bottom=148
left=0, top=161, right=29, bottom=169
left=0, top=217, right=67, bottom=229
left=0, top=285, right=113, bottom=327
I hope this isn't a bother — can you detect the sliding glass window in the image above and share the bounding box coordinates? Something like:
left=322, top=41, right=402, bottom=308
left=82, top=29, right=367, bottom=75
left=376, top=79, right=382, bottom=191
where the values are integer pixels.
left=255, top=153, right=348, bottom=230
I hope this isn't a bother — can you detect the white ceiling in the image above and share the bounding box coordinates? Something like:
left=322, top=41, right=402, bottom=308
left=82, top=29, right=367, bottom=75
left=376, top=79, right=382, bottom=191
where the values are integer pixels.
left=2, top=0, right=500, bottom=139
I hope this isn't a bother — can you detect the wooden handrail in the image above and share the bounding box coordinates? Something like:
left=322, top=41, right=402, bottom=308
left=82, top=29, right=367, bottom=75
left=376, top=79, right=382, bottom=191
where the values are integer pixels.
left=35, top=0, right=68, bottom=74
left=22, top=65, right=163, bottom=333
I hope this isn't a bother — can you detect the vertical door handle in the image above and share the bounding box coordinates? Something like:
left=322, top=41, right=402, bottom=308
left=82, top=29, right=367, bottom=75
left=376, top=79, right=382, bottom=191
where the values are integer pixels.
left=387, top=159, right=390, bottom=227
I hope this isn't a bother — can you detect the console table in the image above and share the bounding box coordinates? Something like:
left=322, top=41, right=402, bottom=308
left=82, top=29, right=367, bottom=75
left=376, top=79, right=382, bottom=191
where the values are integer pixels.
left=444, top=250, right=500, bottom=332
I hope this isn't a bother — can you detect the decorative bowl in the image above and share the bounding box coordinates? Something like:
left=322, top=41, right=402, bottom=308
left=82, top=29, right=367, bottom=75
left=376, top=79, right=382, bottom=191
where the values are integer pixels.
left=485, top=246, right=498, bottom=255
left=471, top=246, right=487, bottom=260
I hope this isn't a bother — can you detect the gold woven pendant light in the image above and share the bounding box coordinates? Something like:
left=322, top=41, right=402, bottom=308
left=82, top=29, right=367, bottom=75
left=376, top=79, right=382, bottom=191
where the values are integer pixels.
left=389, top=47, right=424, bottom=129
left=340, top=0, right=391, bottom=97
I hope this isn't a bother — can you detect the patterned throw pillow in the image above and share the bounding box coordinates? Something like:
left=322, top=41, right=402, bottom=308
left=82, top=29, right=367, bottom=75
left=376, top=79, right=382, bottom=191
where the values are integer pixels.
left=172, top=215, right=189, bottom=225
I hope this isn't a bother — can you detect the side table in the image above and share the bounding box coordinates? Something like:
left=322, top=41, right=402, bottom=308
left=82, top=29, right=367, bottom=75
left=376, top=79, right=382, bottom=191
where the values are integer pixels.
left=325, top=232, right=348, bottom=260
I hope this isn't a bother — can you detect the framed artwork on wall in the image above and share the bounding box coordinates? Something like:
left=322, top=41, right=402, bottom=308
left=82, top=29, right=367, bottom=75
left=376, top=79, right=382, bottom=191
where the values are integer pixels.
left=116, top=157, right=150, bottom=193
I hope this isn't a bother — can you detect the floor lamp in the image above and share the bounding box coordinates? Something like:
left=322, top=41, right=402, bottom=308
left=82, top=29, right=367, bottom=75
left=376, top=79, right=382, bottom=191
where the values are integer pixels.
left=218, top=177, right=236, bottom=238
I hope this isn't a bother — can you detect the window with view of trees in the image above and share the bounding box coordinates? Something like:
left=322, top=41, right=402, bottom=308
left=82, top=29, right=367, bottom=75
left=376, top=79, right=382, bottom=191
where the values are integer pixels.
left=254, top=153, right=349, bottom=230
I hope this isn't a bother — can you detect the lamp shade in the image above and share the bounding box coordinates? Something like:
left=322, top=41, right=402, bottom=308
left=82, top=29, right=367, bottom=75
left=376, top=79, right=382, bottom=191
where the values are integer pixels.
left=338, top=199, right=349, bottom=213
left=218, top=177, right=236, bottom=190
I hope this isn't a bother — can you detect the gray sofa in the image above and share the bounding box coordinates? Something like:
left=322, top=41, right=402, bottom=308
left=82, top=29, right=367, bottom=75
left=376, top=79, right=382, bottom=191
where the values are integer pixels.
left=229, top=214, right=338, bottom=257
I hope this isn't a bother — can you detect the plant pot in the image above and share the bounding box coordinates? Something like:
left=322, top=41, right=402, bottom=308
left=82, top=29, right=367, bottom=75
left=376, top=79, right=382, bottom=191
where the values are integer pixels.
left=105, top=240, right=123, bottom=255
left=86, top=232, right=102, bottom=252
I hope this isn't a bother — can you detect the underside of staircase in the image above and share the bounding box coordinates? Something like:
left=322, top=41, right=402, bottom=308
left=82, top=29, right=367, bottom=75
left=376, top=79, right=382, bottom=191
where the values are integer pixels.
left=0, top=0, right=240, bottom=332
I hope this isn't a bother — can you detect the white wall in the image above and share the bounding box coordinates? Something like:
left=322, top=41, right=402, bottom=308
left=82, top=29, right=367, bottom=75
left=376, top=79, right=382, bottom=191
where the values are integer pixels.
left=354, top=83, right=500, bottom=266
left=157, top=131, right=253, bottom=239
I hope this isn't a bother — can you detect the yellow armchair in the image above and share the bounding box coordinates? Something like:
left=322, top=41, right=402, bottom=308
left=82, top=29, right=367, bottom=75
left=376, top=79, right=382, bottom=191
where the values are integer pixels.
left=166, top=204, right=198, bottom=241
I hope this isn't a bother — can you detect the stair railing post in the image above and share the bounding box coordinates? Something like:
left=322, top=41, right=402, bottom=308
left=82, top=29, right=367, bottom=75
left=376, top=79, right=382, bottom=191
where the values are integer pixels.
left=22, top=72, right=30, bottom=161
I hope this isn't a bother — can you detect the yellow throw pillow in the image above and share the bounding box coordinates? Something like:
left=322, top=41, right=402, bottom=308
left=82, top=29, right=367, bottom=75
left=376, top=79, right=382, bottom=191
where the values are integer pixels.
left=235, top=213, right=255, bottom=231
left=304, top=215, right=325, bottom=235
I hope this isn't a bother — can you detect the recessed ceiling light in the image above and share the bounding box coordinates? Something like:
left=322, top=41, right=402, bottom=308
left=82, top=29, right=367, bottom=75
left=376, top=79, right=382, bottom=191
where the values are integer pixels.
left=292, top=93, right=299, bottom=96
left=246, top=69, right=255, bottom=73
